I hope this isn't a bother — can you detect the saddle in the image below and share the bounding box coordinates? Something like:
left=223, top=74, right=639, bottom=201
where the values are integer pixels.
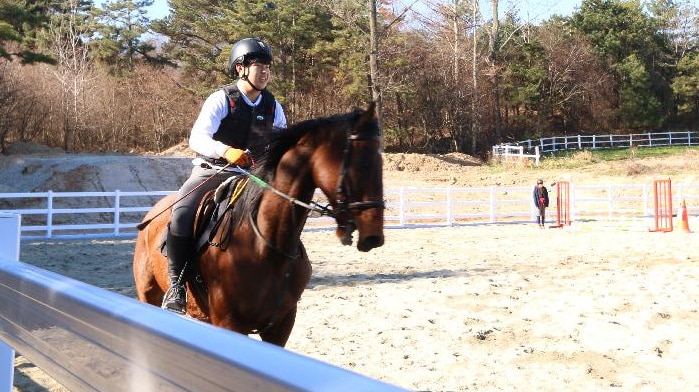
left=159, top=175, right=249, bottom=304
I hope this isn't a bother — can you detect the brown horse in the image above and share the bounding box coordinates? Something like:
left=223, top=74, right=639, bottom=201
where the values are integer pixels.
left=133, top=103, right=384, bottom=346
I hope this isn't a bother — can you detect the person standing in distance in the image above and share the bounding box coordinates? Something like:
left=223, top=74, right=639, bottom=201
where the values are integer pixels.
left=533, top=179, right=549, bottom=228
left=162, top=37, right=287, bottom=314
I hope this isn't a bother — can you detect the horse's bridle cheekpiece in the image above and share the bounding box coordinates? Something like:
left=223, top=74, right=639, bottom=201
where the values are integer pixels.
left=334, top=129, right=385, bottom=244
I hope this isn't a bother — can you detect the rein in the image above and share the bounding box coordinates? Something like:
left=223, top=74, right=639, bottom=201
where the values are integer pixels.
left=234, top=166, right=337, bottom=218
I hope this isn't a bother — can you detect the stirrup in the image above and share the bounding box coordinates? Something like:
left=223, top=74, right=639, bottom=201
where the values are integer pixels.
left=161, top=284, right=187, bottom=315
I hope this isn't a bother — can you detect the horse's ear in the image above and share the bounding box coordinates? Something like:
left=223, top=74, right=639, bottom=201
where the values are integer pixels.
left=366, top=101, right=377, bottom=118
left=354, top=101, right=377, bottom=129
left=352, top=101, right=379, bottom=138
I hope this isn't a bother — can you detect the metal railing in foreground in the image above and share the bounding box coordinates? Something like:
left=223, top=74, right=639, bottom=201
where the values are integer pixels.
left=0, top=257, right=406, bottom=392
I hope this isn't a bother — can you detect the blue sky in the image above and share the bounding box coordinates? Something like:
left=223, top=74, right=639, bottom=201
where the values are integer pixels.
left=518, top=0, right=582, bottom=21
left=146, top=0, right=169, bottom=19
left=146, top=0, right=581, bottom=22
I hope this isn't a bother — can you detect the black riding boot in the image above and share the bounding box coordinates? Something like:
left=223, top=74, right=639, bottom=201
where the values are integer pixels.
left=161, top=232, right=195, bottom=314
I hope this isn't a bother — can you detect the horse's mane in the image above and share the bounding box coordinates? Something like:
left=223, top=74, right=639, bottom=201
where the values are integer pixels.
left=229, top=109, right=365, bottom=227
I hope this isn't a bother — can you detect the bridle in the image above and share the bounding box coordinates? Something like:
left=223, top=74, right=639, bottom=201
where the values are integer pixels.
left=334, top=131, right=385, bottom=244
left=336, top=132, right=386, bottom=213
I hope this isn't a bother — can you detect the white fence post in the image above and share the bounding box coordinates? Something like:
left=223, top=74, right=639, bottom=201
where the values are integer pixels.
left=47, top=190, right=53, bottom=238
left=446, top=187, right=453, bottom=226
left=114, top=190, right=121, bottom=236
left=399, top=187, right=406, bottom=227
left=0, top=212, right=20, bottom=391
left=489, top=187, right=496, bottom=223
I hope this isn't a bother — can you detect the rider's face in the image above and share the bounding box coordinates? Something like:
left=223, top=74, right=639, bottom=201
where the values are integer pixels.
left=242, top=62, right=271, bottom=88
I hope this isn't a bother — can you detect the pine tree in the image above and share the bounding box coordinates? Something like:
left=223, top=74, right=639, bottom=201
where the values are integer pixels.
left=0, top=0, right=55, bottom=64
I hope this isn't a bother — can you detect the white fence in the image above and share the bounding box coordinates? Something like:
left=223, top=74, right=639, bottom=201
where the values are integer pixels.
left=1, top=180, right=698, bottom=390
left=491, top=145, right=540, bottom=165
left=0, top=213, right=406, bottom=391
left=497, top=130, right=699, bottom=155
left=1, top=183, right=699, bottom=239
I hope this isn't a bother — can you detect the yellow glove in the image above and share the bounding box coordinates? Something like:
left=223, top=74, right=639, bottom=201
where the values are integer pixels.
left=223, top=148, right=251, bottom=166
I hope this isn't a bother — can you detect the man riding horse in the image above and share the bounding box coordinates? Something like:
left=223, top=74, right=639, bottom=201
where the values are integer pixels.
left=162, top=38, right=287, bottom=314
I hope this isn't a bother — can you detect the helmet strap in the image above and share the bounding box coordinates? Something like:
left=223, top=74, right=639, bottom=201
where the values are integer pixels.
left=240, top=66, right=263, bottom=92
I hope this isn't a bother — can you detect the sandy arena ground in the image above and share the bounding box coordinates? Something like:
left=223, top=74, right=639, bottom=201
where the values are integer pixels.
left=4, top=145, right=699, bottom=391
left=14, top=221, right=699, bottom=391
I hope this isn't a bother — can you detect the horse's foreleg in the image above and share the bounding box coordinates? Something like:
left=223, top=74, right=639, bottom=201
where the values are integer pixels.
left=135, top=264, right=165, bottom=306
left=133, top=241, right=166, bottom=306
left=259, top=306, right=297, bottom=347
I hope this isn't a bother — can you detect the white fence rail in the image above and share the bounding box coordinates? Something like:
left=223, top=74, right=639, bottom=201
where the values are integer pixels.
left=495, top=130, right=699, bottom=155
left=491, top=145, right=540, bottom=165
left=493, top=131, right=699, bottom=159
left=0, top=213, right=405, bottom=391
left=2, top=183, right=699, bottom=239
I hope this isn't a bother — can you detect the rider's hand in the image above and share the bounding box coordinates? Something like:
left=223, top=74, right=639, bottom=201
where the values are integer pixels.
left=223, top=148, right=251, bottom=166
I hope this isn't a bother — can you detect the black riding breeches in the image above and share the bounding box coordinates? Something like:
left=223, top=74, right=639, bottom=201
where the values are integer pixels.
left=169, top=165, right=233, bottom=237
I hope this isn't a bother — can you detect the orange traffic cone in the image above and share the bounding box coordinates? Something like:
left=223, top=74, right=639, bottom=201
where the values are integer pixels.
left=680, top=199, right=692, bottom=233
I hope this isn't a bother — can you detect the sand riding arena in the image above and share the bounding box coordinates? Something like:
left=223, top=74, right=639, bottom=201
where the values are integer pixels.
left=17, top=221, right=699, bottom=391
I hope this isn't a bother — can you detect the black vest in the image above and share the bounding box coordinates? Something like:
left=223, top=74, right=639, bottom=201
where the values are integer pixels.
left=214, top=84, right=276, bottom=157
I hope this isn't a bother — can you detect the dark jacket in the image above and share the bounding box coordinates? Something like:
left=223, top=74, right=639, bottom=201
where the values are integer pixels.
left=533, top=186, right=549, bottom=208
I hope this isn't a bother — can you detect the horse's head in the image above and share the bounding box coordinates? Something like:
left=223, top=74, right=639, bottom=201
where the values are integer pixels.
left=251, top=103, right=384, bottom=252
left=312, top=103, right=385, bottom=252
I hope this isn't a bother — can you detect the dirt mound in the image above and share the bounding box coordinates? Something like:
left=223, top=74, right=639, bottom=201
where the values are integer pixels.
left=0, top=141, right=696, bottom=193
left=0, top=155, right=192, bottom=193
left=6, top=141, right=65, bottom=155
left=156, top=142, right=197, bottom=157
left=384, top=152, right=482, bottom=172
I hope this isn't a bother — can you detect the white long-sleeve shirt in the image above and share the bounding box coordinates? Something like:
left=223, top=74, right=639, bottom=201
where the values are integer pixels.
left=188, top=89, right=287, bottom=158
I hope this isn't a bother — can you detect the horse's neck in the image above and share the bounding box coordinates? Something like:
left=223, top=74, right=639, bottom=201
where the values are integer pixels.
left=254, top=159, right=315, bottom=254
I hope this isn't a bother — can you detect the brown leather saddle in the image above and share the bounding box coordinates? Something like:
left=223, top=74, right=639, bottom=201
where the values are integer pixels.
left=158, top=175, right=249, bottom=304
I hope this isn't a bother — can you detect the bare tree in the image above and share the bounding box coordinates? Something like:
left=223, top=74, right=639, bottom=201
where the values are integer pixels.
left=470, top=0, right=481, bottom=155
left=42, top=0, right=96, bottom=152
left=369, top=0, right=382, bottom=126
left=0, top=61, right=19, bottom=152
left=487, top=0, right=503, bottom=143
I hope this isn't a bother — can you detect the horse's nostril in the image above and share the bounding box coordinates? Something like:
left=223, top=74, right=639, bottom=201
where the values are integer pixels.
left=358, top=235, right=384, bottom=252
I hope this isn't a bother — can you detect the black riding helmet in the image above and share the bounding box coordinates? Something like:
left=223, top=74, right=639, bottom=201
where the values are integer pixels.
left=227, top=38, right=273, bottom=78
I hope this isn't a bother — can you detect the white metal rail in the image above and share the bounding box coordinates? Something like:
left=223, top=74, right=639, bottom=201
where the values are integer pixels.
left=0, top=212, right=407, bottom=392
